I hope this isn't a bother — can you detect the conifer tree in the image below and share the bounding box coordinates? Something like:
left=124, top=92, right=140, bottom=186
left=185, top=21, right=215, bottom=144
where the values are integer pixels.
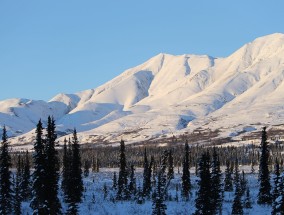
left=234, top=159, right=240, bottom=185
left=14, top=155, right=22, bottom=215
left=102, top=183, right=107, bottom=200
left=117, top=140, right=129, bottom=200
left=243, top=188, right=252, bottom=209
left=61, top=138, right=69, bottom=195
left=224, top=160, right=233, bottom=192
left=181, top=140, right=191, bottom=201
left=45, top=116, right=61, bottom=214
left=95, top=157, right=99, bottom=173
left=194, top=152, right=212, bottom=215
left=231, top=158, right=243, bottom=215
left=91, top=156, right=99, bottom=173
left=240, top=170, right=247, bottom=197
left=232, top=181, right=243, bottom=215
left=272, top=158, right=281, bottom=214
left=83, top=160, right=90, bottom=178
left=143, top=148, right=149, bottom=196
left=143, top=148, right=152, bottom=198
left=167, top=149, right=174, bottom=180
left=128, top=164, right=136, bottom=196
left=152, top=151, right=168, bottom=215
left=276, top=173, right=284, bottom=213
left=211, top=146, right=223, bottom=214
left=30, top=120, right=48, bottom=214
left=113, top=172, right=117, bottom=190
left=66, top=129, right=83, bottom=214
left=258, top=127, right=272, bottom=204
left=21, top=150, right=31, bottom=201
left=0, top=126, right=13, bottom=215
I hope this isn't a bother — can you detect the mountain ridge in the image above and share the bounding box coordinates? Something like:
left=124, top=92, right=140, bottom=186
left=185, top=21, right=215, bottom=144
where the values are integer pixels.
left=2, top=33, right=284, bottom=146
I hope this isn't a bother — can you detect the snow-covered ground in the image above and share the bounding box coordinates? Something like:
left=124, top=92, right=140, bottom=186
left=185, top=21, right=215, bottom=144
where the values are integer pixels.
left=2, top=33, right=284, bottom=147
left=21, top=167, right=272, bottom=215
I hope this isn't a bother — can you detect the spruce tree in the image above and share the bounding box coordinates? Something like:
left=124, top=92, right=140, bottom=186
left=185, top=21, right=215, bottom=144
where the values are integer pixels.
left=30, top=120, right=48, bottom=214
left=258, top=127, right=272, bottom=204
left=224, top=160, right=233, bottom=192
left=243, top=188, right=252, bottom=209
left=194, top=152, right=212, bottom=215
left=181, top=140, right=191, bottom=201
left=272, top=158, right=281, bottom=214
left=61, top=138, right=69, bottom=196
left=240, top=170, right=247, bottom=197
left=113, top=172, right=117, bottom=189
left=14, top=155, right=22, bottom=215
left=103, top=183, right=108, bottom=200
left=231, top=158, right=243, bottom=215
left=231, top=181, right=243, bottom=215
left=167, top=149, right=174, bottom=180
left=0, top=126, right=13, bottom=215
left=211, top=146, right=223, bottom=214
left=83, top=160, right=90, bottom=178
left=21, top=150, right=31, bottom=201
left=276, top=173, right=284, bottom=213
left=152, top=151, right=168, bottom=215
left=143, top=148, right=149, bottom=197
left=45, top=116, right=62, bottom=214
left=66, top=129, right=83, bottom=214
left=116, top=140, right=128, bottom=200
left=128, top=164, right=136, bottom=196
left=143, top=148, right=152, bottom=198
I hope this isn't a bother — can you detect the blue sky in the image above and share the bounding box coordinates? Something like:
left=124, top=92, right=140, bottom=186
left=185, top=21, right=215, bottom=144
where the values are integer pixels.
left=1, top=0, right=284, bottom=101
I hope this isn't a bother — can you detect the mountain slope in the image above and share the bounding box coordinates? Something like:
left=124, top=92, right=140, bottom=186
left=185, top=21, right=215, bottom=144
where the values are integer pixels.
left=3, top=33, right=284, bottom=145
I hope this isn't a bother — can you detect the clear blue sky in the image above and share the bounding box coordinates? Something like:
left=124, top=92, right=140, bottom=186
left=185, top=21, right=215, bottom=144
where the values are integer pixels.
left=1, top=0, right=283, bottom=101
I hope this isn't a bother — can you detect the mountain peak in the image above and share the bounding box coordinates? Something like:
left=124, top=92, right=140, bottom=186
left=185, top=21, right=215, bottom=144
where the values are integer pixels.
left=4, top=33, right=284, bottom=146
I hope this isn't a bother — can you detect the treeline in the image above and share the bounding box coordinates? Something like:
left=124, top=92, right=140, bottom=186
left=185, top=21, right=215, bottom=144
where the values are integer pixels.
left=0, top=116, right=84, bottom=215
left=2, top=117, right=284, bottom=214
left=110, top=127, right=284, bottom=214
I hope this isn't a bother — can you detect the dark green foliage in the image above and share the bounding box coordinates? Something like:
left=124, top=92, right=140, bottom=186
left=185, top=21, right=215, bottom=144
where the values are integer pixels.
left=143, top=148, right=149, bottom=197
left=31, top=117, right=62, bottom=214
left=135, top=186, right=144, bottom=204
left=258, top=127, right=272, bottom=204
left=224, top=160, right=233, bottom=192
left=271, top=158, right=281, bottom=214
left=194, top=152, right=212, bottom=215
left=14, top=156, right=22, bottom=215
left=240, top=170, right=247, bottom=197
left=116, top=140, right=129, bottom=200
left=152, top=151, right=168, bottom=215
left=30, top=120, right=49, bottom=214
left=61, top=138, right=69, bottom=196
left=167, top=149, right=174, bottom=180
left=143, top=148, right=152, bottom=198
left=0, top=126, right=13, bottom=215
left=129, top=164, right=136, bottom=196
left=65, top=129, right=84, bottom=212
left=113, top=172, right=117, bottom=189
left=83, top=160, right=91, bottom=178
left=103, top=183, right=108, bottom=200
left=211, top=146, right=223, bottom=214
left=21, top=150, right=31, bottom=201
left=231, top=158, right=243, bottom=215
left=92, top=156, right=99, bottom=173
left=244, top=188, right=252, bottom=209
left=181, top=140, right=191, bottom=201
left=232, top=182, right=243, bottom=214
left=72, top=129, right=84, bottom=202
left=234, top=159, right=240, bottom=185
left=44, top=116, right=62, bottom=214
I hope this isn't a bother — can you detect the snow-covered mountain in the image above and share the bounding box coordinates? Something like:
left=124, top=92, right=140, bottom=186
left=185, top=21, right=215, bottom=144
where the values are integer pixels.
left=3, top=33, right=284, bottom=146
